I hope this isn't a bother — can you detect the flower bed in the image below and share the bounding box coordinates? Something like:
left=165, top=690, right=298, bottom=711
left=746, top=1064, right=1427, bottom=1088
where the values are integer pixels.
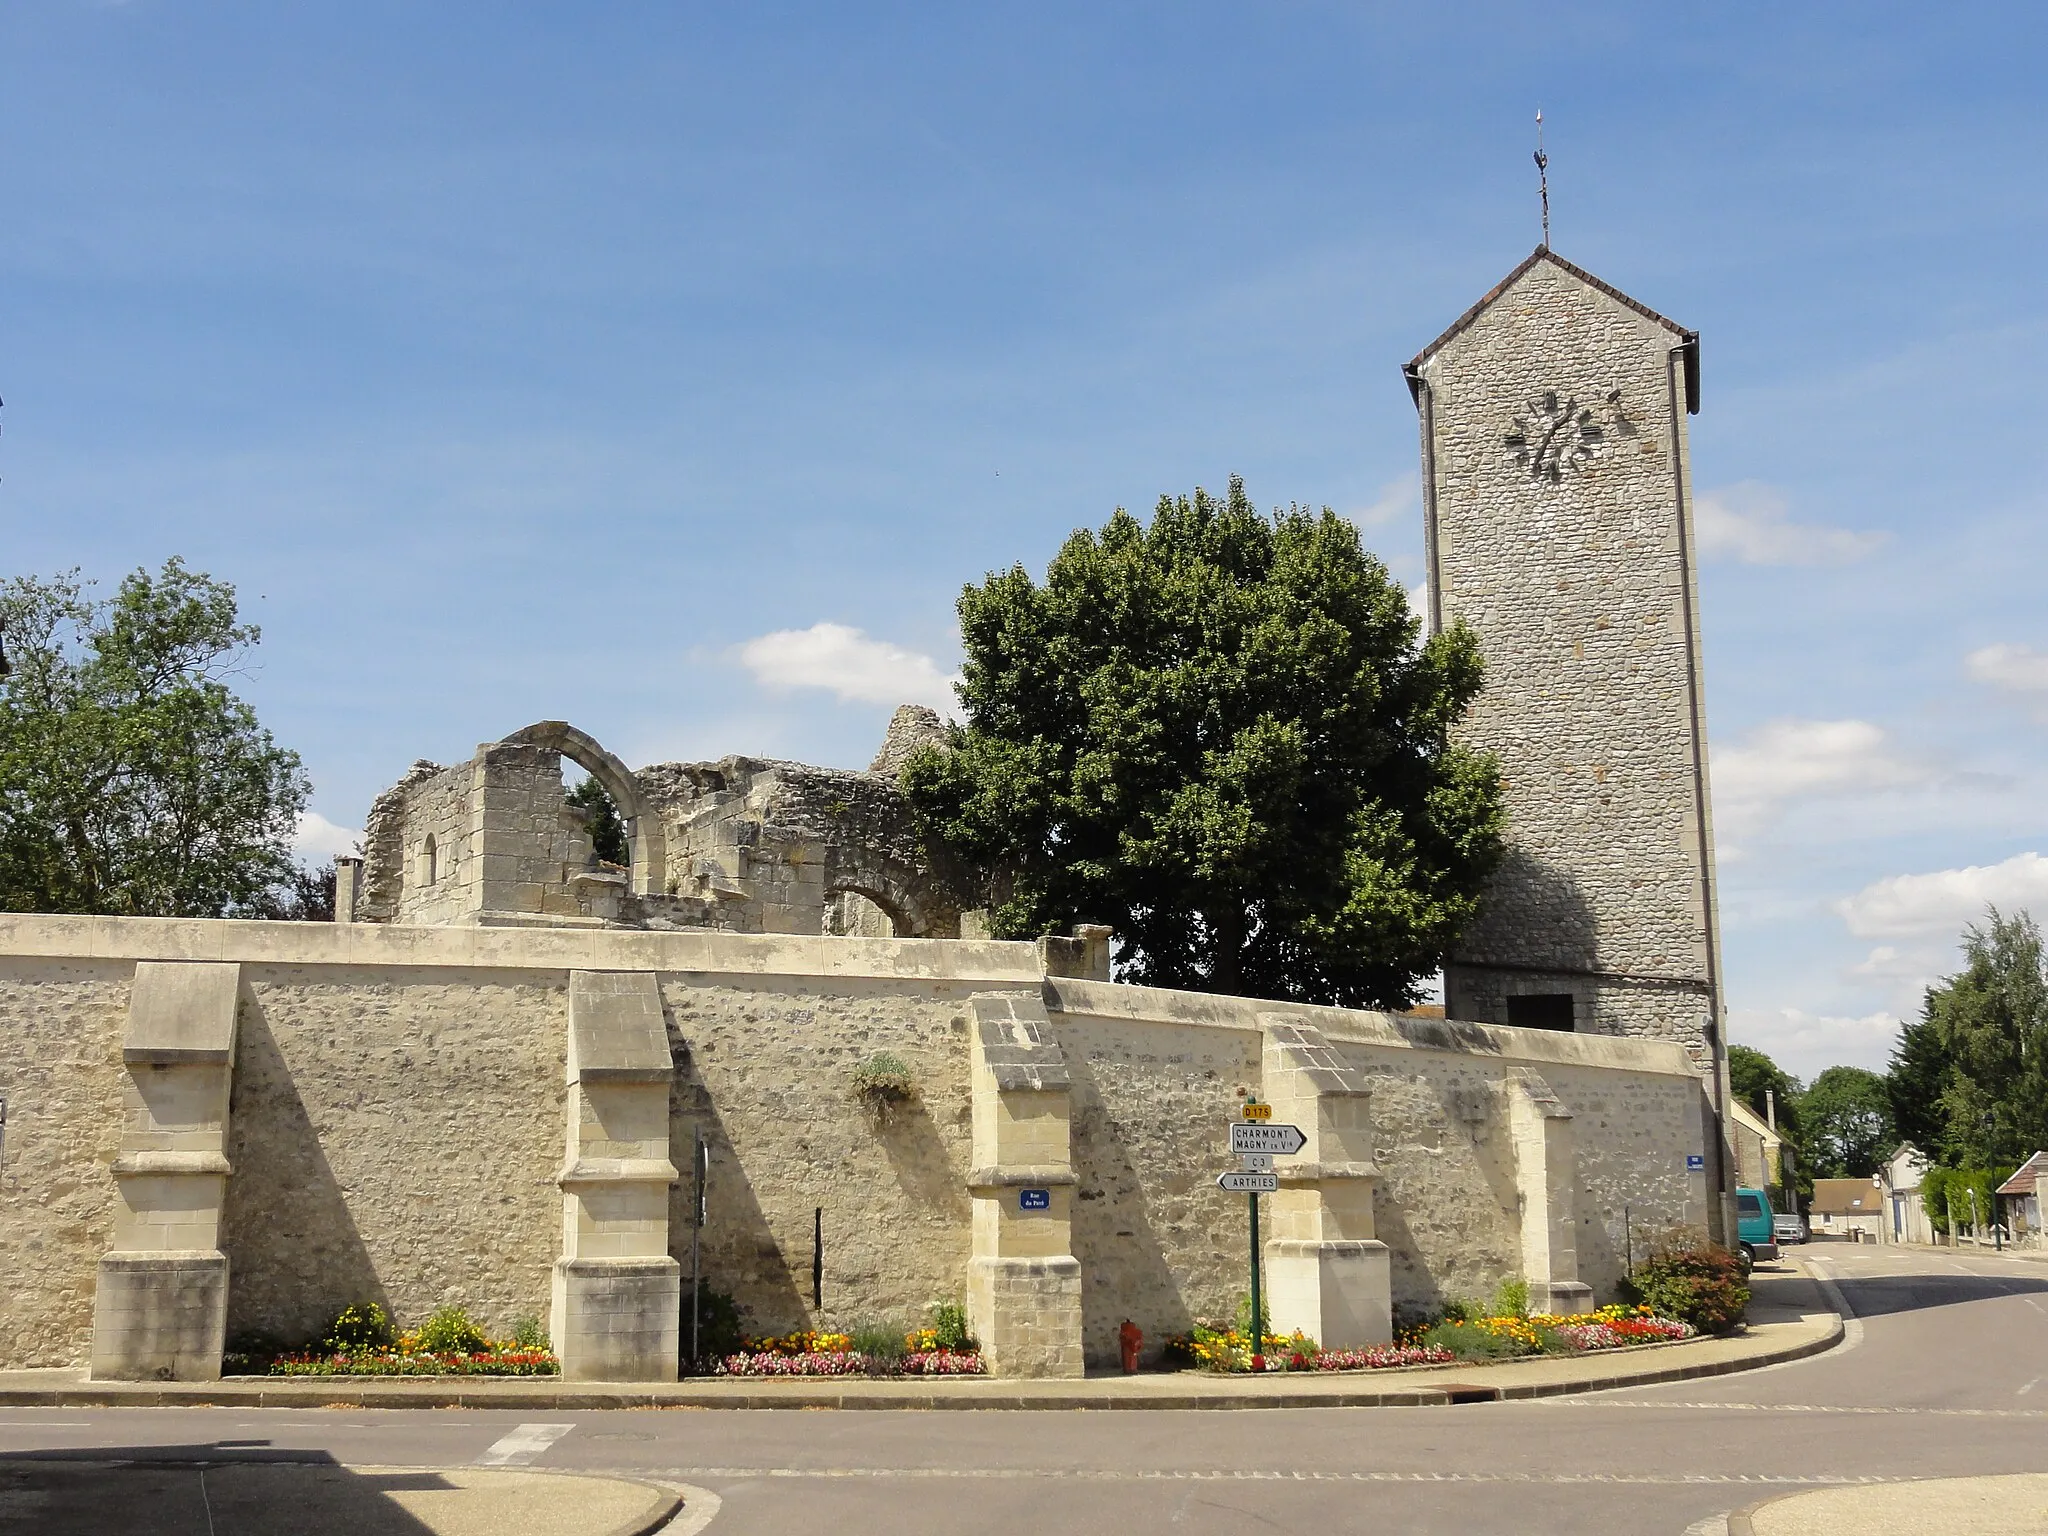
left=716, top=1347, right=985, bottom=1377
left=238, top=1303, right=562, bottom=1377
left=268, top=1348, right=559, bottom=1377
left=1168, top=1304, right=1692, bottom=1374
left=712, top=1326, right=985, bottom=1378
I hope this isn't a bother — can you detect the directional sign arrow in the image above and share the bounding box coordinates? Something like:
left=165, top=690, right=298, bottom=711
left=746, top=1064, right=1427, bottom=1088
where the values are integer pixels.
left=1230, top=1123, right=1306, bottom=1156
left=1217, top=1171, right=1279, bottom=1194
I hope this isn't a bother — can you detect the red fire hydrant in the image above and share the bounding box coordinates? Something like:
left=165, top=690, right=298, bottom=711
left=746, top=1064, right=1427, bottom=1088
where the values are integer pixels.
left=1118, top=1318, right=1143, bottom=1375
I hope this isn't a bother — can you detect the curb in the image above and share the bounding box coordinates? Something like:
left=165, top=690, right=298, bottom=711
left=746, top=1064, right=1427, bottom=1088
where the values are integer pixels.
left=0, top=1317, right=1841, bottom=1412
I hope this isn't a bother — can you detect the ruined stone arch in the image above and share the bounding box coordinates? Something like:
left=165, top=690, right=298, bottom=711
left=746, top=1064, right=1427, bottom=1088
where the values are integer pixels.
left=824, top=861, right=954, bottom=939
left=501, top=721, right=666, bottom=897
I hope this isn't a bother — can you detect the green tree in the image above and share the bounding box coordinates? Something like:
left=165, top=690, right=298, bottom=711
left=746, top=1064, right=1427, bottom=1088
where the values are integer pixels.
left=566, top=775, right=629, bottom=866
left=1728, top=1044, right=1802, bottom=1139
left=1797, top=1066, right=1895, bottom=1178
left=903, top=477, right=1504, bottom=1008
left=1885, top=1011, right=1949, bottom=1158
left=0, top=560, right=310, bottom=917
left=1918, top=910, right=2048, bottom=1168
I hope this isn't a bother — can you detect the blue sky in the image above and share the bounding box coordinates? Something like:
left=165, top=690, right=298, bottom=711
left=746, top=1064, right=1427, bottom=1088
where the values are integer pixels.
left=5, top=3, right=2045, bottom=1079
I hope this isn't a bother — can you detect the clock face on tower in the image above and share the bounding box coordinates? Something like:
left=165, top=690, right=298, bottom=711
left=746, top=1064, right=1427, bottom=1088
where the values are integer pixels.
left=1502, top=389, right=1638, bottom=483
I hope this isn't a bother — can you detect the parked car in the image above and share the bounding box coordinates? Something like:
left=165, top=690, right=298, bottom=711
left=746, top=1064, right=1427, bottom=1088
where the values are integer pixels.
left=1737, top=1186, right=1780, bottom=1269
left=1773, top=1212, right=1809, bottom=1245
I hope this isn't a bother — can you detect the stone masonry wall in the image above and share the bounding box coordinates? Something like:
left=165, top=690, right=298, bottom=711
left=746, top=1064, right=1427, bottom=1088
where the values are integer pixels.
left=1415, top=253, right=1720, bottom=1060
left=1052, top=1013, right=1261, bottom=1365
left=0, top=918, right=1706, bottom=1371
left=222, top=968, right=566, bottom=1346
left=0, top=958, right=130, bottom=1367
left=662, top=976, right=978, bottom=1337
left=362, top=760, right=473, bottom=925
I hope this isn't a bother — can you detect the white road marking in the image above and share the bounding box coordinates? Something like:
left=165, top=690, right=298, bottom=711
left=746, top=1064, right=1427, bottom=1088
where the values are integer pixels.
left=647, top=1465, right=1892, bottom=1486
left=2020, top=1376, right=2041, bottom=1397
left=474, top=1422, right=574, bottom=1466
left=1537, top=1400, right=2048, bottom=1420
left=657, top=1483, right=723, bottom=1536
left=1800, top=1256, right=1865, bottom=1356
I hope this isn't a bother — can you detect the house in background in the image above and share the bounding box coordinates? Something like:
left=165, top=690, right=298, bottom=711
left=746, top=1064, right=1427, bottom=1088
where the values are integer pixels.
left=1882, top=1144, right=1933, bottom=1246
left=1998, top=1153, right=2048, bottom=1248
left=1729, top=1099, right=1787, bottom=1200
left=1810, top=1177, right=1886, bottom=1241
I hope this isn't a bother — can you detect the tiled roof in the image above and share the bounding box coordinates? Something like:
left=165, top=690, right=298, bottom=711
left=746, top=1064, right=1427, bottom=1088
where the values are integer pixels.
left=1810, top=1177, right=1884, bottom=1215
left=1997, top=1152, right=2048, bottom=1197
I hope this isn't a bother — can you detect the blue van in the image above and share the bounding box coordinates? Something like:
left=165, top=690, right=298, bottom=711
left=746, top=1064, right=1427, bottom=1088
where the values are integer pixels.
left=1736, top=1186, right=1779, bottom=1269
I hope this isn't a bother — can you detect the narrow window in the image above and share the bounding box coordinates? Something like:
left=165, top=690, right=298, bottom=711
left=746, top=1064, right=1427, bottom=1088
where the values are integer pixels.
left=420, top=834, right=438, bottom=886
left=1506, top=992, right=1576, bottom=1032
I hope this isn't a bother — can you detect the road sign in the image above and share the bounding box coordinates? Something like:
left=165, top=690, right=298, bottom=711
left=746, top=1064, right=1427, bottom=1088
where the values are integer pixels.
left=1686, top=1154, right=1706, bottom=1171
left=1238, top=1152, right=1274, bottom=1173
left=1230, top=1122, right=1306, bottom=1156
left=1217, top=1171, right=1279, bottom=1194
left=1240, top=1102, right=1272, bottom=1121
left=1019, top=1187, right=1051, bottom=1210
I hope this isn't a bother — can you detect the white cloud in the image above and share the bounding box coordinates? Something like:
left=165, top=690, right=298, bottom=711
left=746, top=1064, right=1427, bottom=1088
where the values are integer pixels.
left=1966, top=642, right=2048, bottom=695
left=1710, top=718, right=1930, bottom=841
left=294, top=811, right=362, bottom=862
left=736, top=622, right=958, bottom=714
left=1835, top=850, right=2048, bottom=940
left=1728, top=1005, right=1903, bottom=1079
left=1695, top=482, right=1887, bottom=566
left=1350, top=472, right=1418, bottom=529
left=1406, top=582, right=1429, bottom=622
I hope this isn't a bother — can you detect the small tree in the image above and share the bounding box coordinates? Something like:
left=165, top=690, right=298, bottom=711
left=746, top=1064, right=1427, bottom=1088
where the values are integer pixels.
left=904, top=478, right=1503, bottom=1009
left=566, top=775, right=629, bottom=866
left=0, top=561, right=310, bottom=917
left=1798, top=1066, right=1895, bottom=1178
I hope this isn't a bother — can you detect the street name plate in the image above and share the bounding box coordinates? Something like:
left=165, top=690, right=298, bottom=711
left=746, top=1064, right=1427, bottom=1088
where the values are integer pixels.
left=1217, top=1171, right=1279, bottom=1194
left=1238, top=1152, right=1274, bottom=1173
left=1230, top=1123, right=1306, bottom=1156
left=1019, top=1187, right=1051, bottom=1210
left=1686, top=1154, right=1706, bottom=1171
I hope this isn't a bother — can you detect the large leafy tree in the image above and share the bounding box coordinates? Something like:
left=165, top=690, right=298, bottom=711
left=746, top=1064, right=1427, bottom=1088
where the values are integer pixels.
left=903, top=477, right=1504, bottom=1009
left=0, top=560, right=310, bottom=917
left=1890, top=909, right=2048, bottom=1168
left=1728, top=1044, right=1802, bottom=1140
left=1798, top=1066, right=1895, bottom=1179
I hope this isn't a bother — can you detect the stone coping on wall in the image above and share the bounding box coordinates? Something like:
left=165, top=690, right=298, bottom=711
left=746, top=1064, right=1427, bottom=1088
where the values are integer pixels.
left=1, top=915, right=1703, bottom=1076
left=1042, top=976, right=1700, bottom=1078
left=0, top=914, right=1046, bottom=984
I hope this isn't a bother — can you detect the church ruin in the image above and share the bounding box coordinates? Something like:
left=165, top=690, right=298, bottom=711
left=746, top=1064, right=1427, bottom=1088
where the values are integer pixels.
left=0, top=246, right=1735, bottom=1389
left=344, top=705, right=971, bottom=941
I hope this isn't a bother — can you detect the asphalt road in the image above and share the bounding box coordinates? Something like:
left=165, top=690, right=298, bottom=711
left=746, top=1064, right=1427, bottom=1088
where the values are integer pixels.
left=4, top=1247, right=2045, bottom=1535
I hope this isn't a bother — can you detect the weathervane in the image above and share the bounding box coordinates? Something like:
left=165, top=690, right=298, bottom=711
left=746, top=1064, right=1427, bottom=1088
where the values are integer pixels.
left=1534, top=109, right=1551, bottom=249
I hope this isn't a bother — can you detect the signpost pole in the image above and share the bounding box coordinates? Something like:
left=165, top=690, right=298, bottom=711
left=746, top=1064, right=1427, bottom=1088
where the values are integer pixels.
left=1248, top=1188, right=1264, bottom=1372
left=690, top=1131, right=706, bottom=1370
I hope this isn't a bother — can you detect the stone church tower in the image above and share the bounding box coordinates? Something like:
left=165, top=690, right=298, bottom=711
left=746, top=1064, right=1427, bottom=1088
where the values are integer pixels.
left=1404, top=248, right=1726, bottom=1091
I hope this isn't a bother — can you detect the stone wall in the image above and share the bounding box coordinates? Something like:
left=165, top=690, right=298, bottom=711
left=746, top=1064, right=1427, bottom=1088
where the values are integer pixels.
left=0, top=958, right=130, bottom=1367
left=1410, top=249, right=1722, bottom=1069
left=223, top=969, right=567, bottom=1347
left=1046, top=979, right=1706, bottom=1335
left=1051, top=1009, right=1261, bottom=1359
left=664, top=976, right=977, bottom=1335
left=0, top=916, right=1707, bottom=1373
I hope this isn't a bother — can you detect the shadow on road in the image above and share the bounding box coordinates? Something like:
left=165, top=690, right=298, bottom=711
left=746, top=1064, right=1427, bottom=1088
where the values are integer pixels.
left=1823, top=1271, right=2048, bottom=1319
left=0, top=1445, right=447, bottom=1535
